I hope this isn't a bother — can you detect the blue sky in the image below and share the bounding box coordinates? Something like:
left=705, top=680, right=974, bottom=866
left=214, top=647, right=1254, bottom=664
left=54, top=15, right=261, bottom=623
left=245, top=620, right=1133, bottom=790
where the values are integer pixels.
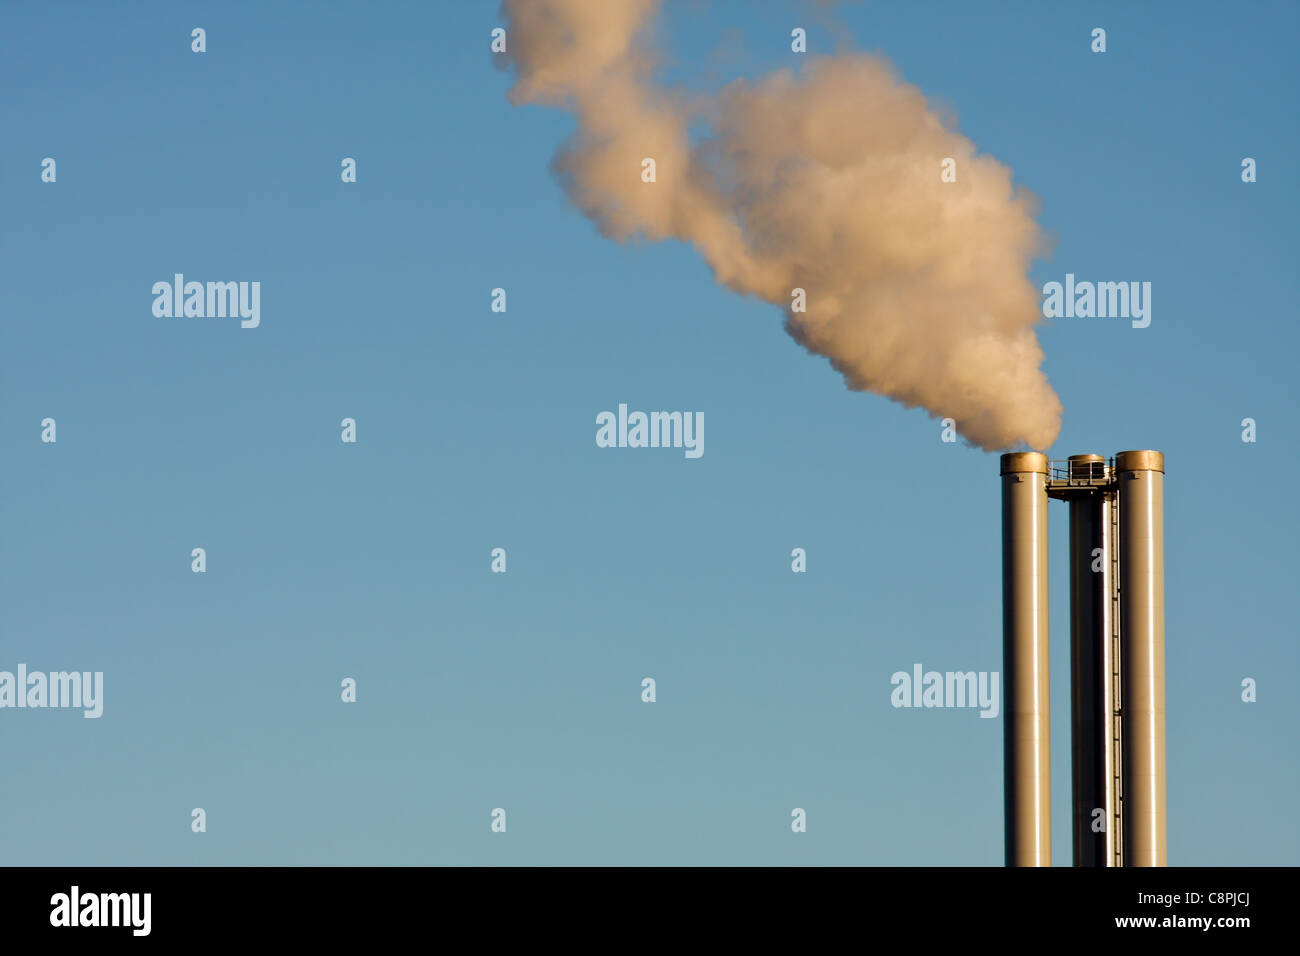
left=1, top=1, right=1296, bottom=865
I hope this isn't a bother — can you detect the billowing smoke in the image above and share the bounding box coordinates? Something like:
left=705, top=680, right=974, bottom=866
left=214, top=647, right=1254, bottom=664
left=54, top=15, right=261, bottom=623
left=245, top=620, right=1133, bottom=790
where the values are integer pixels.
left=502, top=0, right=1062, bottom=451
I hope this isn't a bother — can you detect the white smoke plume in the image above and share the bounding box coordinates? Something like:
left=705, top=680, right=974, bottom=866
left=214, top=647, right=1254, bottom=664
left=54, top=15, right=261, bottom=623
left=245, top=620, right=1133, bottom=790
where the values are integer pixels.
left=502, top=0, right=1062, bottom=451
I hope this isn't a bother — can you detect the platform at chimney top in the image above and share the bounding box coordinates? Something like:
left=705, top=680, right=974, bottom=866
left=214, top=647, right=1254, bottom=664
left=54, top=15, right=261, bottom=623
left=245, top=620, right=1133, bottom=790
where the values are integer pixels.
left=1045, top=455, right=1115, bottom=500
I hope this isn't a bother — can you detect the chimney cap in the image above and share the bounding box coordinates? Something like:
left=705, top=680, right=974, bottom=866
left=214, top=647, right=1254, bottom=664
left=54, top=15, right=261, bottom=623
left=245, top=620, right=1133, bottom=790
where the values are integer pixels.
left=1115, top=449, right=1164, bottom=473
left=1000, top=451, right=1048, bottom=475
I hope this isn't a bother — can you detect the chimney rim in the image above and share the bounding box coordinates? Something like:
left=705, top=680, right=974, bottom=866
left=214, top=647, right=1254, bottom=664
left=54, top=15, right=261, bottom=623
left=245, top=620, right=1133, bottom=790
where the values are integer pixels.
left=1000, top=451, right=1049, bottom=476
left=1115, top=449, right=1165, bottom=473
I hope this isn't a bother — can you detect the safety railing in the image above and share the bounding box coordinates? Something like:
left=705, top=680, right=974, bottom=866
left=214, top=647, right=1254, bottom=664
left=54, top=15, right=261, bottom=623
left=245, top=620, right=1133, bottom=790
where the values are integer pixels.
left=1045, top=457, right=1114, bottom=486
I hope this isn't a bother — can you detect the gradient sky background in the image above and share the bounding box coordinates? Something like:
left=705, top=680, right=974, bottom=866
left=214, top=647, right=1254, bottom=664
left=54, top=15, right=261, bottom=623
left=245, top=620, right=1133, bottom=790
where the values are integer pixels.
left=2, top=1, right=1296, bottom=865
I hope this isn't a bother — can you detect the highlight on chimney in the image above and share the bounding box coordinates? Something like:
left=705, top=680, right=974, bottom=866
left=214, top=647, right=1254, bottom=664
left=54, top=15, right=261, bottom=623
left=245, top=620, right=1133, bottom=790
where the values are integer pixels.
left=1000, top=450, right=1167, bottom=867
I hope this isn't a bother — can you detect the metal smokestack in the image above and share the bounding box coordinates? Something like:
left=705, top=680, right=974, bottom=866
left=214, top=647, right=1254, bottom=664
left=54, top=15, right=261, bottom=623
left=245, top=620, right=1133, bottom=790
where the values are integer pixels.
left=1000, top=452, right=1051, bottom=867
left=999, top=449, right=1167, bottom=867
left=1063, top=454, right=1120, bottom=867
left=1116, top=450, right=1167, bottom=866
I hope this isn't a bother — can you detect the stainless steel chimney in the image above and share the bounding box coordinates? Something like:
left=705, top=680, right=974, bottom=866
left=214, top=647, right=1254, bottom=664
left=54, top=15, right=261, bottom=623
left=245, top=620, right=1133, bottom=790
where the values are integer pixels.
left=1116, top=450, right=1167, bottom=867
left=1065, top=454, right=1119, bottom=867
left=1000, top=451, right=1051, bottom=867
left=1001, top=449, right=1167, bottom=867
